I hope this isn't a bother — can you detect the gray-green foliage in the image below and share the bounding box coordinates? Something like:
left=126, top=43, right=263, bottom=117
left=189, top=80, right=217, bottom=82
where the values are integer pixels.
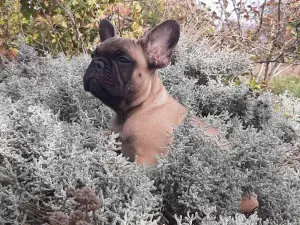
left=0, top=37, right=300, bottom=225
left=0, top=44, right=159, bottom=224
left=164, top=34, right=251, bottom=85
left=156, top=38, right=300, bottom=223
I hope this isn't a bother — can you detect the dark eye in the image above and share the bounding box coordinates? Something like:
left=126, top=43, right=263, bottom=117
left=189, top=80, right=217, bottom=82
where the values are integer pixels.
left=91, top=49, right=96, bottom=58
left=116, top=56, right=130, bottom=63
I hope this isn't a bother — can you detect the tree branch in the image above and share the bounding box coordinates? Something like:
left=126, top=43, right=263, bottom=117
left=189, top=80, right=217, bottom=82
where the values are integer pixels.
left=254, top=0, right=267, bottom=35
left=53, top=0, right=87, bottom=54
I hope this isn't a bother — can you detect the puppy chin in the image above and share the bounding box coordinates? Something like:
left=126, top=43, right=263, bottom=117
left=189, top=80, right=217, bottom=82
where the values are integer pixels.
left=85, top=78, right=122, bottom=107
left=87, top=79, right=107, bottom=98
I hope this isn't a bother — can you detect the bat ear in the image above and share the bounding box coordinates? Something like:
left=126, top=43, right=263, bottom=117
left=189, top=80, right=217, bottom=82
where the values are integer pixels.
left=139, top=20, right=180, bottom=69
left=99, top=19, right=116, bottom=42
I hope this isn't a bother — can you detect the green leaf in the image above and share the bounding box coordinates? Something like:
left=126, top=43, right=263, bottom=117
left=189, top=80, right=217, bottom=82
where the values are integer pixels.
left=21, top=17, right=29, bottom=25
left=52, top=14, right=67, bottom=27
left=75, top=12, right=81, bottom=18
left=32, top=33, right=39, bottom=40
left=71, top=0, right=79, bottom=6
left=87, top=0, right=97, bottom=6
left=61, top=21, right=68, bottom=28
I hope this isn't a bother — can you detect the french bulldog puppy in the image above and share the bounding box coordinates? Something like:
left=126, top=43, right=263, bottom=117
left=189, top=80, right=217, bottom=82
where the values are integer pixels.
left=83, top=19, right=258, bottom=215
left=83, top=19, right=221, bottom=165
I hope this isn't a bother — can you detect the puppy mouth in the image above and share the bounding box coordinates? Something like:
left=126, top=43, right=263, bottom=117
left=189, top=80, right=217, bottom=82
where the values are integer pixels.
left=88, top=78, right=99, bottom=93
left=85, top=78, right=122, bottom=107
left=87, top=78, right=110, bottom=97
left=83, top=62, right=123, bottom=107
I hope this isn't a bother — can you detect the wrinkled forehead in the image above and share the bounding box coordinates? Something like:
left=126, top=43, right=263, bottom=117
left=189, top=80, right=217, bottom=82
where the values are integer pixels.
left=96, top=37, right=143, bottom=58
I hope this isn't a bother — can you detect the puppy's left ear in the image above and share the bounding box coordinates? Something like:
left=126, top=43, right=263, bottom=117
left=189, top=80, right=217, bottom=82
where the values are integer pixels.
left=99, top=19, right=116, bottom=42
left=139, top=20, right=180, bottom=69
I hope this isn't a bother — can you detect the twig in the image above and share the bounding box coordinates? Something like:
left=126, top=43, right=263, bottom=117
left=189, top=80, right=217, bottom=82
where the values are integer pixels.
left=17, top=0, right=24, bottom=35
left=36, top=1, right=65, bottom=55
left=117, top=5, right=122, bottom=37
left=93, top=211, right=98, bottom=225
left=86, top=203, right=88, bottom=220
left=256, top=63, right=265, bottom=81
left=277, top=0, right=281, bottom=26
left=53, top=0, right=87, bottom=54
left=273, top=63, right=293, bottom=78
left=254, top=0, right=267, bottom=35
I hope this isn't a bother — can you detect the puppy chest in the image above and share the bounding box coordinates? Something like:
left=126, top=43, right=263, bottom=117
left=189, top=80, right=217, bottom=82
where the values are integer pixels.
left=118, top=123, right=174, bottom=159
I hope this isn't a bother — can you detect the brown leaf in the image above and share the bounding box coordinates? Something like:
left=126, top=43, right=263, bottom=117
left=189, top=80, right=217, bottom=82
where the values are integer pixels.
left=49, top=212, right=70, bottom=225
left=223, top=0, right=228, bottom=9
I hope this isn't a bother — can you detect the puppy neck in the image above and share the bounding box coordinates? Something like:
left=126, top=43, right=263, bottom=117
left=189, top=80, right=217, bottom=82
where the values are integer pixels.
left=114, top=72, right=168, bottom=124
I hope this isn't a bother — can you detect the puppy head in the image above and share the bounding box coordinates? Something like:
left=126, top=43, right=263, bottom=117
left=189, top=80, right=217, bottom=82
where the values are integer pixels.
left=83, top=19, right=180, bottom=111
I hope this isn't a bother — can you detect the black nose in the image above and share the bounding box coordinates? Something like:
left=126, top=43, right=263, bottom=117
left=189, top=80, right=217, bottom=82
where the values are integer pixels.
left=93, top=60, right=105, bottom=70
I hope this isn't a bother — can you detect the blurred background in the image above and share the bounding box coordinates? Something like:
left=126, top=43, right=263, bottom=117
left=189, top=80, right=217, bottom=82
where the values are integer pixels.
left=0, top=0, right=299, bottom=94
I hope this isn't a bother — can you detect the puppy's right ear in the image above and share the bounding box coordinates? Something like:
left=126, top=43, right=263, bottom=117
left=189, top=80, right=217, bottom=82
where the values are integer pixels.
left=99, top=19, right=116, bottom=42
